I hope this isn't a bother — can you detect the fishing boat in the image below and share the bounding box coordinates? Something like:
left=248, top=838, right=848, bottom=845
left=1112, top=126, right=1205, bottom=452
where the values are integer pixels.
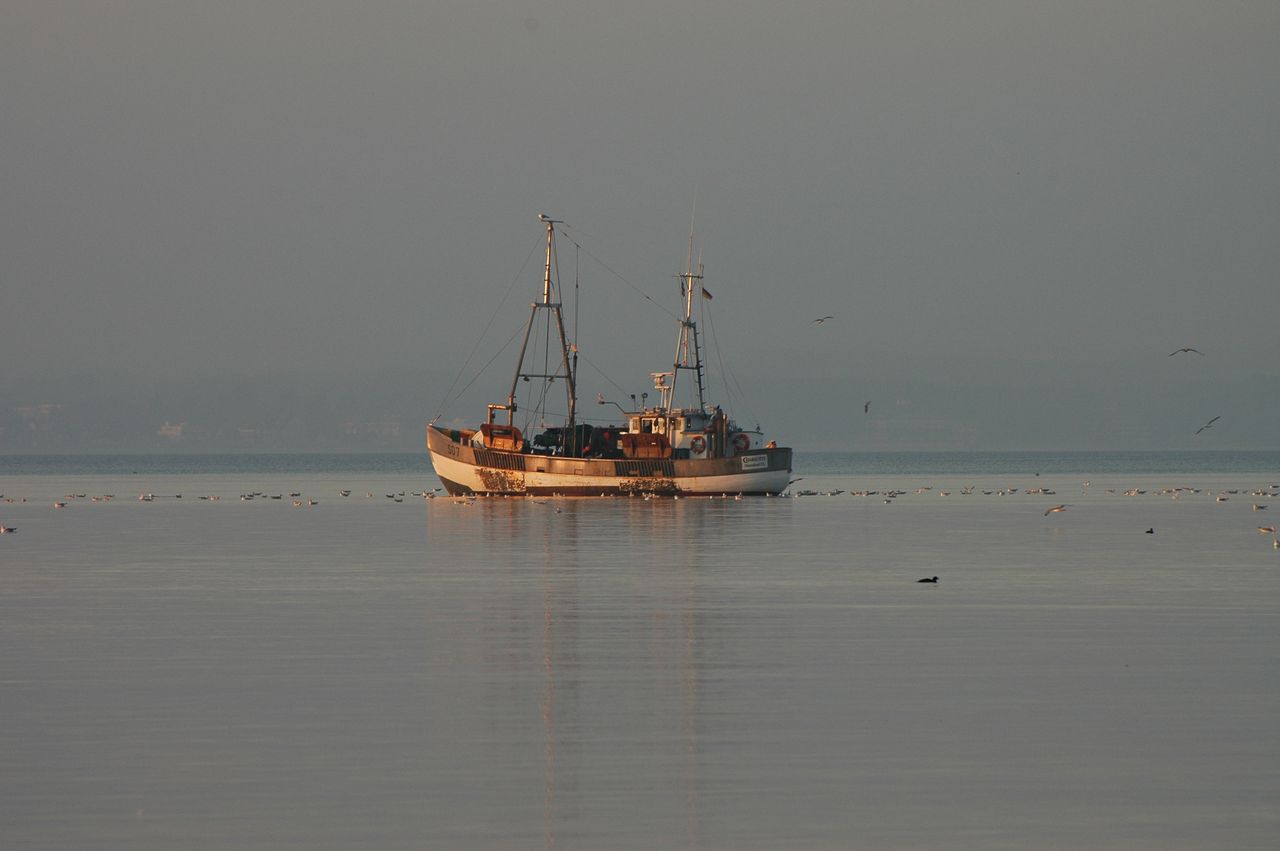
left=426, top=214, right=792, bottom=496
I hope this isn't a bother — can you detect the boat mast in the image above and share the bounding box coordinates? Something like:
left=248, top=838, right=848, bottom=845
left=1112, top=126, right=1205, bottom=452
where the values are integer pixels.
left=670, top=227, right=708, bottom=414
left=502, top=215, right=578, bottom=447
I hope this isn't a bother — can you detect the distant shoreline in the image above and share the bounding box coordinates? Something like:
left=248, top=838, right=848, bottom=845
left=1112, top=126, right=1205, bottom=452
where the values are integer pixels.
left=2, top=449, right=1276, bottom=477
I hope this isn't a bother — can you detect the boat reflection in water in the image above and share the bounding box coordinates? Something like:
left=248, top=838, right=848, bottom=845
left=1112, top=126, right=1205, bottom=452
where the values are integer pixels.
left=421, top=495, right=784, bottom=848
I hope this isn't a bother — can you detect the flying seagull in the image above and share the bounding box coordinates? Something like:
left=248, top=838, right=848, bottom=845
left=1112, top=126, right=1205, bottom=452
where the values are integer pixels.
left=1044, top=504, right=1068, bottom=516
left=1168, top=347, right=1204, bottom=356
left=813, top=315, right=833, bottom=324
left=1194, top=415, right=1221, bottom=436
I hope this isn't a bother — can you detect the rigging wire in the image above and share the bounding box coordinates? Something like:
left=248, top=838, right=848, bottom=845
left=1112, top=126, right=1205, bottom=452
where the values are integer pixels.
left=575, top=350, right=631, bottom=399
left=550, top=228, right=571, bottom=428
left=705, top=306, right=756, bottom=427
left=536, top=298, right=553, bottom=428
left=521, top=307, right=548, bottom=434
left=441, top=321, right=532, bottom=419
left=431, top=236, right=543, bottom=422
left=573, top=242, right=580, bottom=395
left=558, top=224, right=681, bottom=322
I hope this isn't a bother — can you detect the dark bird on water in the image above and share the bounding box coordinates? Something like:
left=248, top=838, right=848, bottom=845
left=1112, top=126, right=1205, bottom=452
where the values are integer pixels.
left=1145, top=528, right=1154, bottom=534
left=917, top=576, right=938, bottom=583
left=1168, top=347, right=1204, bottom=356
left=1194, top=415, right=1221, bottom=436
left=864, top=401, right=870, bottom=414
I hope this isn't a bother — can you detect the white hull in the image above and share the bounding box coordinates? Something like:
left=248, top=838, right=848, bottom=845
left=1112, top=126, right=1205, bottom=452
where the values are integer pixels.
left=428, top=426, right=792, bottom=496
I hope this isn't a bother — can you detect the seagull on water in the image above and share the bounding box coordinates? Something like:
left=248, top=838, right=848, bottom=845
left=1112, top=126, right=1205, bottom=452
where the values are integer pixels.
left=1044, top=504, right=1068, bottom=516
left=1168, top=347, right=1204, bottom=357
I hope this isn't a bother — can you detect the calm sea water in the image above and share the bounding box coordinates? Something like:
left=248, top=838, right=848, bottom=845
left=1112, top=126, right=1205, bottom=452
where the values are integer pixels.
left=2, top=452, right=1278, bottom=849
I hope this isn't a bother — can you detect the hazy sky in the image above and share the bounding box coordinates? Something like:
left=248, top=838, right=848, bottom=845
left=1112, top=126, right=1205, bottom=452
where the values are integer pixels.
left=3, top=1, right=1277, bottom=450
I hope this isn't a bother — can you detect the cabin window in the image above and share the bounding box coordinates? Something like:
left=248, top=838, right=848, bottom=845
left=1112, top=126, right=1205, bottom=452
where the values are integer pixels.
left=641, top=419, right=653, bottom=434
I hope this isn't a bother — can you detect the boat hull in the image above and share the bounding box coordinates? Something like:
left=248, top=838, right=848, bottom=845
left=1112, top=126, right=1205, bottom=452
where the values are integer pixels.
left=427, top=425, right=792, bottom=496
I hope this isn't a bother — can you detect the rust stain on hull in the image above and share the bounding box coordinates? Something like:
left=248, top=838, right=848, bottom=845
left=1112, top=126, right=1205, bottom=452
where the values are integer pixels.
left=619, top=478, right=680, bottom=495
left=477, top=467, right=526, bottom=493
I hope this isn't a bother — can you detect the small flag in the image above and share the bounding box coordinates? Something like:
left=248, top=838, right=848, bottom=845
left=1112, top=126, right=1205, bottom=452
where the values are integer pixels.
left=701, top=287, right=713, bottom=300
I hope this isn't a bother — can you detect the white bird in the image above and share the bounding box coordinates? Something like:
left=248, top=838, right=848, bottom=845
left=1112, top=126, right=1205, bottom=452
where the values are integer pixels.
left=1044, top=504, right=1068, bottom=516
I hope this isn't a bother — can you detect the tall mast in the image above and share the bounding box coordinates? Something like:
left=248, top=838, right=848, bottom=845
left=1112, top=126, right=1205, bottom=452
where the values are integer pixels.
left=502, top=215, right=578, bottom=446
left=670, top=225, right=708, bottom=413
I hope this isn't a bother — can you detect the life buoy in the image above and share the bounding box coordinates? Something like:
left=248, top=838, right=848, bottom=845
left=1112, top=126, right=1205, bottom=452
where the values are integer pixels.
left=732, top=433, right=750, bottom=453
left=689, top=436, right=706, bottom=454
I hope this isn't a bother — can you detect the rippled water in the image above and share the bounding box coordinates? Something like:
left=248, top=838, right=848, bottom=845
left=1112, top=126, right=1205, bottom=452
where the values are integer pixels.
left=2, top=456, right=1278, bottom=848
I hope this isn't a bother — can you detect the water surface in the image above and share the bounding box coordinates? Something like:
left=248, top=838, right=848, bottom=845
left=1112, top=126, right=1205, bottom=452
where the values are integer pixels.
left=2, top=454, right=1277, bottom=848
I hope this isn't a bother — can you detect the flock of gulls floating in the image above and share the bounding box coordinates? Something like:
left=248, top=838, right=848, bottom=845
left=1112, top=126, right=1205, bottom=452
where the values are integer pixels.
left=0, top=488, right=446, bottom=532
left=788, top=478, right=1280, bottom=570
left=5, top=481, right=1277, bottom=555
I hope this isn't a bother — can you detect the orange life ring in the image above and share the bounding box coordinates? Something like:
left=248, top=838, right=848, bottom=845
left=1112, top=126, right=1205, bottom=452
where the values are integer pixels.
left=732, top=433, right=750, bottom=452
left=689, top=435, right=706, bottom=454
